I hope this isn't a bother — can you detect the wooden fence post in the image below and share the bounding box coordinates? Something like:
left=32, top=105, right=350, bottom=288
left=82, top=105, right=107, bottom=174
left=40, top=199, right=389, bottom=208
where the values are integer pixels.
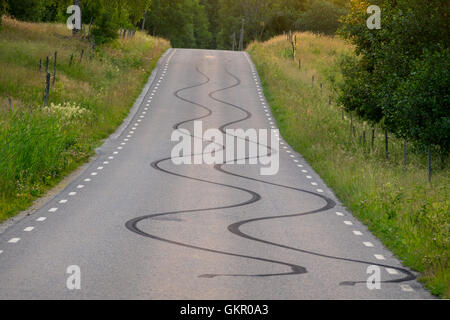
left=371, top=128, right=375, bottom=149
left=403, top=140, right=407, bottom=172
left=385, top=129, right=389, bottom=159
left=52, top=51, right=57, bottom=85
left=350, top=113, right=353, bottom=135
left=428, top=146, right=432, bottom=183
left=44, top=72, right=50, bottom=107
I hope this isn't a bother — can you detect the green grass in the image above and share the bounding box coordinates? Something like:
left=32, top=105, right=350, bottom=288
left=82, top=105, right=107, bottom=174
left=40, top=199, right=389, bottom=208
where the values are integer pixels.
left=0, top=17, right=170, bottom=221
left=247, top=33, right=449, bottom=298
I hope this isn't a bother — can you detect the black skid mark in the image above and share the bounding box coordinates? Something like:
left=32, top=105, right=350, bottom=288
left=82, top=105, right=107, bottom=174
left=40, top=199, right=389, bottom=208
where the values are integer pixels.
left=207, top=67, right=416, bottom=285
left=126, top=65, right=308, bottom=277
left=125, top=61, right=416, bottom=285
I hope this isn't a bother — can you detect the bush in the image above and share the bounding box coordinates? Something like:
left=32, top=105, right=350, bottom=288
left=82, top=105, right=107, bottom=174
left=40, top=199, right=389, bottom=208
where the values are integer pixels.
left=0, top=0, right=6, bottom=26
left=91, top=8, right=120, bottom=45
left=338, top=0, right=450, bottom=151
left=6, top=0, right=45, bottom=22
left=390, top=49, right=450, bottom=150
left=295, top=0, right=348, bottom=35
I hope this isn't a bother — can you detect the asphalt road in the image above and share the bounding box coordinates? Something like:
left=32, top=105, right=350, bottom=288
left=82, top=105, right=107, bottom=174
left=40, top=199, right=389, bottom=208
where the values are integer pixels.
left=0, top=49, right=433, bottom=299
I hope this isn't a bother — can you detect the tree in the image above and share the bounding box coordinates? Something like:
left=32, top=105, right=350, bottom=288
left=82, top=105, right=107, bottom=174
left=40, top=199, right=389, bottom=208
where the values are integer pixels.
left=200, top=0, right=220, bottom=48
left=216, top=0, right=273, bottom=49
left=295, top=0, right=348, bottom=35
left=0, top=0, right=6, bottom=26
left=145, top=0, right=210, bottom=48
left=90, top=5, right=120, bottom=44
left=194, top=1, right=212, bottom=48
left=125, top=0, right=151, bottom=25
left=391, top=49, right=449, bottom=150
left=6, top=0, right=46, bottom=21
left=338, top=0, right=450, bottom=150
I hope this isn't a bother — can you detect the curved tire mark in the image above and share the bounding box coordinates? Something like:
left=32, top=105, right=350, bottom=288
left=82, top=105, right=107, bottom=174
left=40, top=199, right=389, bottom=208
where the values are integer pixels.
left=125, top=61, right=415, bottom=285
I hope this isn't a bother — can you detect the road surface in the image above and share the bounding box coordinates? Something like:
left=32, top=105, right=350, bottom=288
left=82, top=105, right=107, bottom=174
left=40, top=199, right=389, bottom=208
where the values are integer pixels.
left=0, top=49, right=432, bottom=299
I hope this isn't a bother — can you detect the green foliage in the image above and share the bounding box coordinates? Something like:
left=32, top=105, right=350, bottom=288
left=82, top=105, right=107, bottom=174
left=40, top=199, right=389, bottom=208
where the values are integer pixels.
left=248, top=32, right=449, bottom=298
left=145, top=0, right=212, bottom=48
left=91, top=7, right=120, bottom=44
left=0, top=0, right=4, bottom=26
left=194, top=2, right=212, bottom=48
left=2, top=0, right=350, bottom=49
left=200, top=0, right=220, bottom=48
left=391, top=49, right=450, bottom=150
left=6, top=0, right=46, bottom=21
left=0, top=110, right=70, bottom=197
left=295, top=0, right=348, bottom=35
left=338, top=0, right=450, bottom=151
left=0, top=17, right=170, bottom=221
left=215, top=0, right=348, bottom=49
left=4, top=0, right=149, bottom=44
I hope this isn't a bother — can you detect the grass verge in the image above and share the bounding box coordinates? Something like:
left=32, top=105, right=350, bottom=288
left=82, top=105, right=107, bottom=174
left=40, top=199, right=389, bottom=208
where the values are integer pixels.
left=0, top=17, right=170, bottom=222
left=248, top=33, right=449, bottom=298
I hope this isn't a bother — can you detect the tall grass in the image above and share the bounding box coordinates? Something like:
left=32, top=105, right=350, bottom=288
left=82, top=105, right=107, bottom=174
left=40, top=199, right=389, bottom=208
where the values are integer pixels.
left=248, top=33, right=449, bottom=298
left=0, top=17, right=170, bottom=221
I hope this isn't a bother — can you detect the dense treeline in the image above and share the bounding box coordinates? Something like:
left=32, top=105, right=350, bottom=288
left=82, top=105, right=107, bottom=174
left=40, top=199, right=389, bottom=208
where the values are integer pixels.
left=0, top=0, right=349, bottom=47
left=1, top=0, right=448, bottom=151
left=0, top=0, right=151, bottom=43
left=206, top=0, right=349, bottom=49
left=338, top=0, right=449, bottom=152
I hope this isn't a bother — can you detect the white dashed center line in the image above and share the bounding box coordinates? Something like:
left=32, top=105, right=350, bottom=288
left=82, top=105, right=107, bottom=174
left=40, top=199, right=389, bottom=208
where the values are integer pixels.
left=400, top=284, right=414, bottom=292
left=8, top=238, right=20, bottom=243
left=24, top=227, right=34, bottom=232
left=386, top=268, right=399, bottom=275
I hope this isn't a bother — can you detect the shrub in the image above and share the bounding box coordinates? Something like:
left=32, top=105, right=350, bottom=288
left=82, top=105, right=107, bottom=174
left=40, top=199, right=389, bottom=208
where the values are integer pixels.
left=338, top=0, right=450, bottom=151
left=295, top=0, right=348, bottom=35
left=390, top=49, right=450, bottom=151
left=91, top=8, right=120, bottom=45
left=6, top=0, right=45, bottom=22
